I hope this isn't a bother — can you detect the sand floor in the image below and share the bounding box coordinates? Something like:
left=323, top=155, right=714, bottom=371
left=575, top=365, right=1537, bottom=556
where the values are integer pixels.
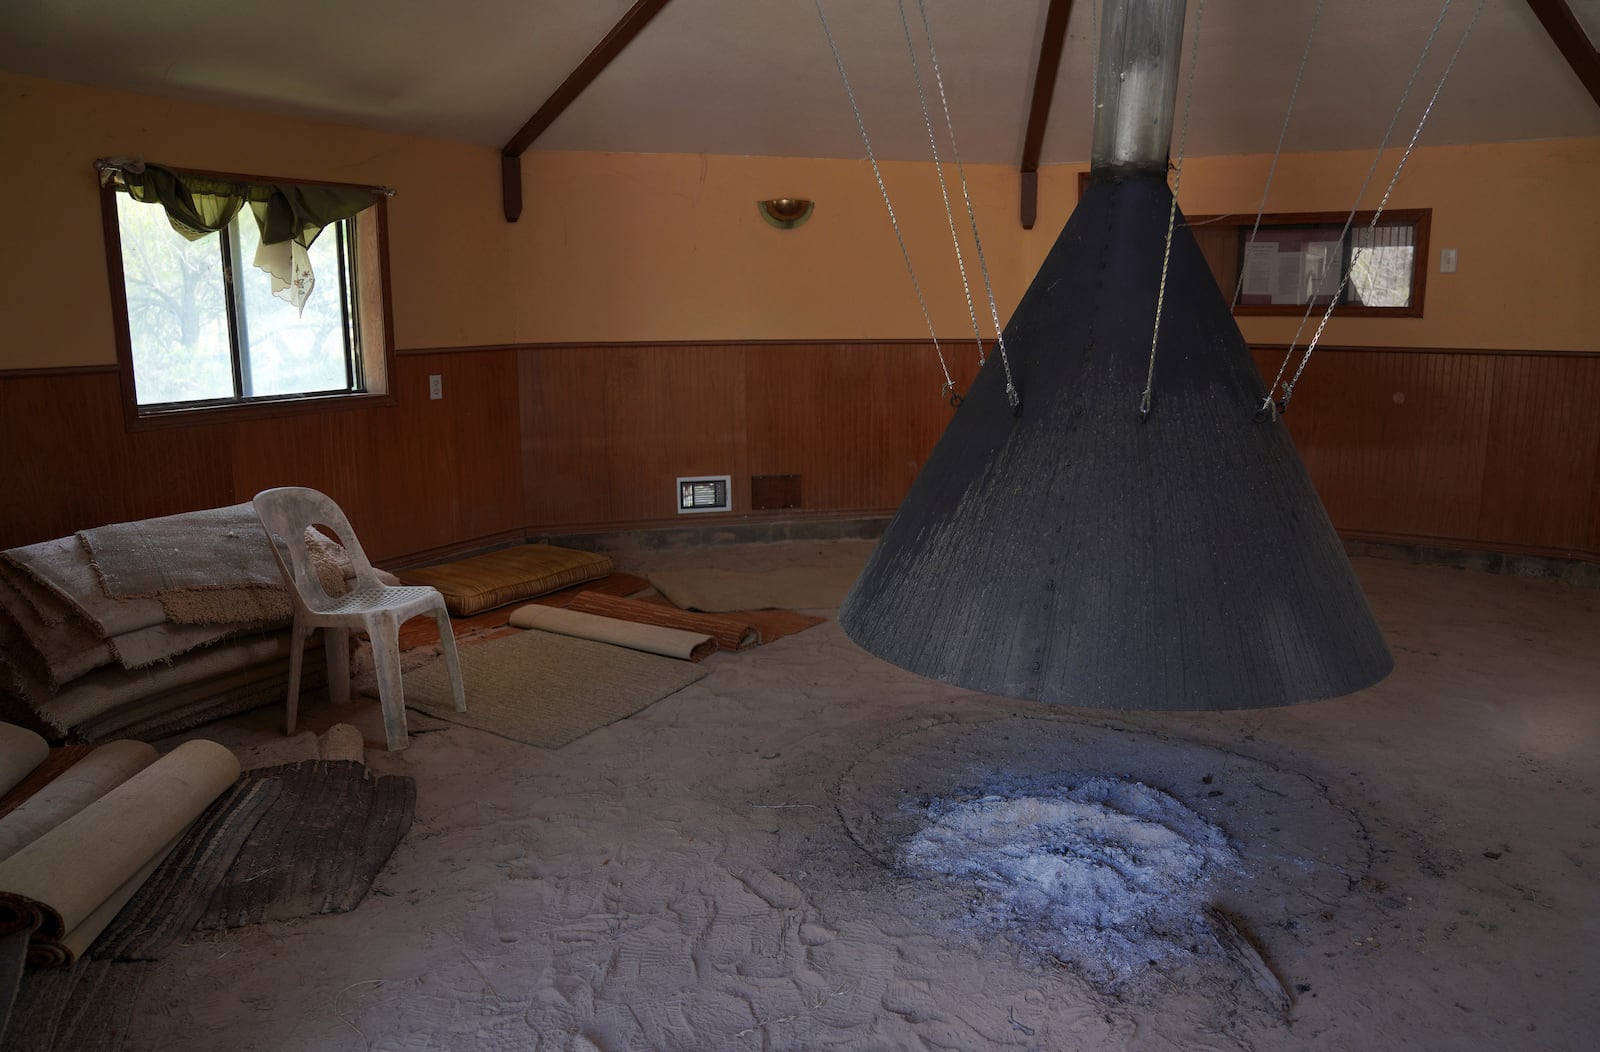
left=132, top=541, right=1600, bottom=1051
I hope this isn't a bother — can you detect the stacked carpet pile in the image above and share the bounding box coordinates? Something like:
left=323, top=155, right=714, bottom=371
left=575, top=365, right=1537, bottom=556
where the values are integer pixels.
left=0, top=504, right=363, bottom=742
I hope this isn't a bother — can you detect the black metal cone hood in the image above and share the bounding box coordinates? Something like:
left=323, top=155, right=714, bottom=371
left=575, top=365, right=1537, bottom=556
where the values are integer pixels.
left=840, top=170, right=1392, bottom=710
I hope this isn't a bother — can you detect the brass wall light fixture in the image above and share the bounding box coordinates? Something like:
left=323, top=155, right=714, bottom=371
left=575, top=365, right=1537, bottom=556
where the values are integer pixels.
left=758, top=198, right=814, bottom=229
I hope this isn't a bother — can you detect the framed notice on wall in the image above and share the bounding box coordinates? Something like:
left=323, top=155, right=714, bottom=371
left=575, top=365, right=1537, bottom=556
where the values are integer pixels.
left=1072, top=175, right=1429, bottom=318
left=1190, top=209, right=1431, bottom=318
left=1237, top=227, right=1347, bottom=307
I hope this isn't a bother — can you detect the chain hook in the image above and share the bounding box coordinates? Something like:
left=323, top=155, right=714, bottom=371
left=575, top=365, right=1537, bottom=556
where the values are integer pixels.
left=1254, top=395, right=1281, bottom=423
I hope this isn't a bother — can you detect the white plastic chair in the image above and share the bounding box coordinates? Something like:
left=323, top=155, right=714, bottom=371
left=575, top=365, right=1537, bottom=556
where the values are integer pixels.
left=252, top=486, right=466, bottom=751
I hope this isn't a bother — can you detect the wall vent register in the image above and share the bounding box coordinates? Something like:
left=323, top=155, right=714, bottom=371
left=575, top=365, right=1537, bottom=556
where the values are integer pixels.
left=676, top=476, right=732, bottom=514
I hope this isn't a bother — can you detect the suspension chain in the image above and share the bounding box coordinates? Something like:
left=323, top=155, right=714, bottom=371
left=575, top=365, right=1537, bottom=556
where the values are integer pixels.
left=814, top=0, right=958, bottom=403
left=896, top=0, right=985, bottom=368
left=1232, top=0, right=1325, bottom=311
left=1278, top=0, right=1486, bottom=411
left=1141, top=0, right=1207, bottom=418
left=914, top=0, right=1020, bottom=409
left=1263, top=0, right=1455, bottom=417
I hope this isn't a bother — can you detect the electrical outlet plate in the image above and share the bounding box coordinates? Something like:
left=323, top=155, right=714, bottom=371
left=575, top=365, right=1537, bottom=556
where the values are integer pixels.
left=428, top=375, right=443, bottom=400
left=676, top=475, right=732, bottom=514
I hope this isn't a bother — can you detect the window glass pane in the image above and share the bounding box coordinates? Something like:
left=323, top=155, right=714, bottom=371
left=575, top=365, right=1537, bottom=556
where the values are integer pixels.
left=1348, top=225, right=1415, bottom=308
left=115, top=193, right=234, bottom=404
left=235, top=216, right=352, bottom=397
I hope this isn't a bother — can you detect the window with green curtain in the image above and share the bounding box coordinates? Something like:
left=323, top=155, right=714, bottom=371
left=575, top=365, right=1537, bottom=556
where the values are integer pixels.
left=100, top=160, right=396, bottom=418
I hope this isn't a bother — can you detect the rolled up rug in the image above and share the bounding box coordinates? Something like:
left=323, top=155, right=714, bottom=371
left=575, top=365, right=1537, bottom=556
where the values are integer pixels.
left=508, top=605, right=716, bottom=662
left=0, top=742, right=158, bottom=861
left=0, top=739, right=239, bottom=966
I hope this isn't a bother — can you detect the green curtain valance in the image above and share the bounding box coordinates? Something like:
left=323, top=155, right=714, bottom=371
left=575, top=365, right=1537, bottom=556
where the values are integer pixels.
left=116, top=163, right=379, bottom=311
left=120, top=167, right=248, bottom=239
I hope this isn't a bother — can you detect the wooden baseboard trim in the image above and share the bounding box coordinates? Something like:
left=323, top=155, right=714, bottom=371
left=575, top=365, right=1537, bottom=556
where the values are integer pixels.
left=377, top=522, right=1600, bottom=598
left=1339, top=529, right=1598, bottom=566
left=369, top=513, right=893, bottom=570
left=374, top=526, right=528, bottom=571
left=525, top=508, right=896, bottom=538
left=527, top=514, right=891, bottom=554
left=1344, top=537, right=1600, bottom=589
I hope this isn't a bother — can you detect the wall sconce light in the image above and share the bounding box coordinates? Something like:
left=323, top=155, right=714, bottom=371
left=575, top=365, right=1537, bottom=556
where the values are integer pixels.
left=758, top=198, right=815, bottom=229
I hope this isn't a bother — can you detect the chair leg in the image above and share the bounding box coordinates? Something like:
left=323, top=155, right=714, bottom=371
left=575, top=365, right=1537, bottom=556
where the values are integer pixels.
left=434, top=608, right=467, bottom=713
left=369, top=617, right=410, bottom=752
left=286, top=618, right=310, bottom=736
left=323, top=627, right=351, bottom=706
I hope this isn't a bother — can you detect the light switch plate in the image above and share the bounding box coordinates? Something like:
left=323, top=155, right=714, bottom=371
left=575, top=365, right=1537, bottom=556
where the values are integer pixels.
left=1439, top=248, right=1458, bottom=274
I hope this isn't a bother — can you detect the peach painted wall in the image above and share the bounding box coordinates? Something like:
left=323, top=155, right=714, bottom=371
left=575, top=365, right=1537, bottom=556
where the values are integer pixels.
left=0, top=70, right=518, bottom=369
left=2, top=67, right=1595, bottom=371
left=509, top=138, right=1599, bottom=352
left=507, top=151, right=1030, bottom=345
left=1031, top=138, right=1600, bottom=352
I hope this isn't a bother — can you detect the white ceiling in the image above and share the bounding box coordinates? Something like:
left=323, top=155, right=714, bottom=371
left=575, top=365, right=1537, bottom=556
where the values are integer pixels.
left=0, top=0, right=1596, bottom=164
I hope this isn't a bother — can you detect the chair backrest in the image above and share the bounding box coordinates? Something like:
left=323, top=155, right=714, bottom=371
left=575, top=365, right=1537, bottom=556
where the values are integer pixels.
left=252, top=487, right=382, bottom=609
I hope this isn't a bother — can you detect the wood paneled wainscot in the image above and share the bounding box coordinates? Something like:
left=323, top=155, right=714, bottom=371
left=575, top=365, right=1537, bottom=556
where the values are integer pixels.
left=0, top=349, right=524, bottom=564
left=3, top=341, right=1596, bottom=566
left=517, top=341, right=978, bottom=531
left=1253, top=345, right=1600, bottom=560
left=518, top=340, right=1600, bottom=562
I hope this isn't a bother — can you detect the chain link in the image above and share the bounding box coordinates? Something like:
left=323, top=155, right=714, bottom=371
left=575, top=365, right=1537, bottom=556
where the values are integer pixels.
left=1142, top=0, right=1207, bottom=418
left=1232, top=0, right=1325, bottom=311
left=897, top=0, right=985, bottom=368
left=1265, top=0, right=1455, bottom=415
left=1279, top=0, right=1486, bottom=410
left=814, top=0, right=956, bottom=401
left=914, top=0, right=1019, bottom=408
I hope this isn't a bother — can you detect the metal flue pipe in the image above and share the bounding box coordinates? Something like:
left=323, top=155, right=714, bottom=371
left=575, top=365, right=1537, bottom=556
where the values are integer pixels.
left=1091, top=0, right=1187, bottom=172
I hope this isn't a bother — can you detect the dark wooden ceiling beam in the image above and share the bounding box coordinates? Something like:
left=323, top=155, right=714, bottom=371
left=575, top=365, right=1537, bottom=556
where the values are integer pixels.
left=500, top=0, right=675, bottom=222
left=1019, top=0, right=1076, bottom=229
left=1525, top=0, right=1600, bottom=113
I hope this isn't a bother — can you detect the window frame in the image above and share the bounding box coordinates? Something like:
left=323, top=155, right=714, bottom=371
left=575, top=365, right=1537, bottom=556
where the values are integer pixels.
left=98, top=165, right=398, bottom=430
left=1185, top=207, right=1431, bottom=319
left=1072, top=172, right=1430, bottom=318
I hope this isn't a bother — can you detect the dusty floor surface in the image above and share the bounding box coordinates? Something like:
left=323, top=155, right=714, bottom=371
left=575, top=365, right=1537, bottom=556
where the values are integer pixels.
left=135, top=542, right=1599, bottom=1051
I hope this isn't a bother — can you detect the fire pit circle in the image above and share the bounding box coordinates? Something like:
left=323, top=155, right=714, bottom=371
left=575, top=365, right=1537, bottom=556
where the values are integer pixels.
left=836, top=714, right=1372, bottom=985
